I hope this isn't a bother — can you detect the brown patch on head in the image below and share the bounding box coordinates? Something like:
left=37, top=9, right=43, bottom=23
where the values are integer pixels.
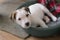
left=10, top=11, right=17, bottom=21
left=13, top=12, right=16, bottom=20
left=24, top=7, right=30, bottom=12
left=22, top=7, right=31, bottom=14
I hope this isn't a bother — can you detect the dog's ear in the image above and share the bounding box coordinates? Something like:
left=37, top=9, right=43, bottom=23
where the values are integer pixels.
left=10, top=11, right=16, bottom=21
left=24, top=7, right=31, bottom=14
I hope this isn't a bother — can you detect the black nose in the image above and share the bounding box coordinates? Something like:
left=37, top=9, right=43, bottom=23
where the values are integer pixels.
left=25, top=22, right=29, bottom=26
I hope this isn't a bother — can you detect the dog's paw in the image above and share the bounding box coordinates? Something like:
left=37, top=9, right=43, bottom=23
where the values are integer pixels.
left=46, top=18, right=50, bottom=23
left=52, top=17, right=57, bottom=22
left=37, top=24, right=48, bottom=28
left=42, top=25, right=48, bottom=28
left=36, top=25, right=40, bottom=27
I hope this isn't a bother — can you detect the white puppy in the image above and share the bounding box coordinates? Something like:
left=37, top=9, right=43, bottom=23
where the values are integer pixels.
left=10, top=3, right=57, bottom=28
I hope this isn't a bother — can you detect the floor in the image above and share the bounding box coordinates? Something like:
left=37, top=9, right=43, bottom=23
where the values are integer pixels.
left=0, top=0, right=60, bottom=40
left=0, top=30, right=22, bottom=40
left=0, top=30, right=60, bottom=40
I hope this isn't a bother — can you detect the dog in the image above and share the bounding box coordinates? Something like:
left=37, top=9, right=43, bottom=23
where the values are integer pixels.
left=10, top=3, right=57, bottom=28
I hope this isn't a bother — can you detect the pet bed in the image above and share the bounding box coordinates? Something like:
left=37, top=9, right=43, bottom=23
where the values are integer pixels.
left=17, top=0, right=60, bottom=37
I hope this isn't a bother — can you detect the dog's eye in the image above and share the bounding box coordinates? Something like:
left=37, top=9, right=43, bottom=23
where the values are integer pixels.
left=26, top=14, right=29, bottom=17
left=18, top=18, right=21, bottom=20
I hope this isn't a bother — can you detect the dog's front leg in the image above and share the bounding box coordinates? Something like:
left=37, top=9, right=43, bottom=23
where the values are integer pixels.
left=39, top=4, right=57, bottom=21
left=38, top=19, right=48, bottom=28
left=45, top=11, right=57, bottom=22
left=43, top=8, right=57, bottom=21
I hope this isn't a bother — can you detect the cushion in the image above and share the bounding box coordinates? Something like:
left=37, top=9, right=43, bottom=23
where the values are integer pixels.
left=17, top=0, right=60, bottom=37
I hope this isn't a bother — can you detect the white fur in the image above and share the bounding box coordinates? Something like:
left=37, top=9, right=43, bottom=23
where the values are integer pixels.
left=15, top=3, right=57, bottom=28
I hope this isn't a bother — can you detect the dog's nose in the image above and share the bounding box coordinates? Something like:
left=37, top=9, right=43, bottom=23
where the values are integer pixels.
left=25, top=22, right=29, bottom=26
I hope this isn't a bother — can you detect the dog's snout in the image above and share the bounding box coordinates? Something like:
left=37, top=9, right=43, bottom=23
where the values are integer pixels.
left=25, top=22, right=29, bottom=26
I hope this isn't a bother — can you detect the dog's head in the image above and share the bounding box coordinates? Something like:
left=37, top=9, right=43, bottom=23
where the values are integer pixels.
left=10, top=7, right=31, bottom=28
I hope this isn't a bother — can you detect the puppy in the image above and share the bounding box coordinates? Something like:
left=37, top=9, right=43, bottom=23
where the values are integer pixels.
left=10, top=3, right=57, bottom=28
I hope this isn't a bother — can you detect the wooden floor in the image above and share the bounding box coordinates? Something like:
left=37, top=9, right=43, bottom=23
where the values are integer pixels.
left=0, top=30, right=60, bottom=40
left=0, top=30, right=23, bottom=40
